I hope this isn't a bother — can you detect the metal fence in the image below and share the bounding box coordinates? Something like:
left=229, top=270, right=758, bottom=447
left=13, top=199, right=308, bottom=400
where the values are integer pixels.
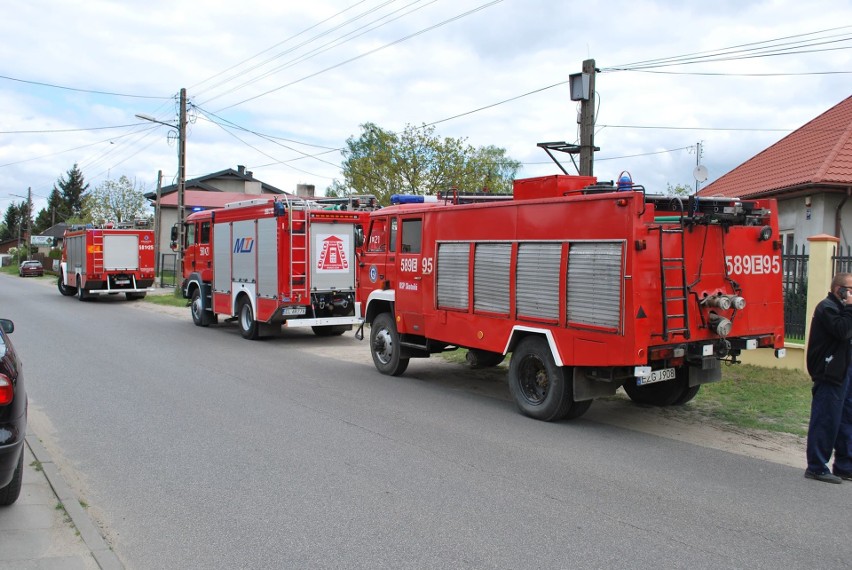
left=783, top=244, right=808, bottom=341
left=159, top=253, right=178, bottom=288
left=779, top=244, right=852, bottom=342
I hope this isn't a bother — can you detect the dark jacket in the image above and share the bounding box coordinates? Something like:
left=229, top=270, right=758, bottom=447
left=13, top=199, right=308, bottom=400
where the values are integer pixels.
left=806, top=292, right=852, bottom=385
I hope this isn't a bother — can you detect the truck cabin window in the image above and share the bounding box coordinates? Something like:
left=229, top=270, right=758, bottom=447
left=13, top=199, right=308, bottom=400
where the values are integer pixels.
left=401, top=219, right=422, bottom=254
left=200, top=221, right=211, bottom=244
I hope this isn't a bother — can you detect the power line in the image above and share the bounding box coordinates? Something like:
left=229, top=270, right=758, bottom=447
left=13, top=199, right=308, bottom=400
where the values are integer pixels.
left=199, top=0, right=437, bottom=107
left=0, top=122, right=152, bottom=135
left=0, top=74, right=171, bottom=99
left=214, top=0, right=505, bottom=111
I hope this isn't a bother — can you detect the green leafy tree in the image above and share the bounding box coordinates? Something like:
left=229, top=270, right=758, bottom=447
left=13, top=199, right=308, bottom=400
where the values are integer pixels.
left=85, top=176, right=149, bottom=225
left=327, top=123, right=520, bottom=205
left=666, top=183, right=693, bottom=197
left=53, top=164, right=89, bottom=221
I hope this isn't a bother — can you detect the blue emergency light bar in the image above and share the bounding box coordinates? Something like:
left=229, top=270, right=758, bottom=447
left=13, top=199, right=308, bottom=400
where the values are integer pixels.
left=390, top=194, right=439, bottom=205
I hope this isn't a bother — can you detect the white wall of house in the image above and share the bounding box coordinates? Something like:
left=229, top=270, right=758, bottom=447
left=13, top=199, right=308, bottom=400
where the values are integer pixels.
left=777, top=193, right=852, bottom=252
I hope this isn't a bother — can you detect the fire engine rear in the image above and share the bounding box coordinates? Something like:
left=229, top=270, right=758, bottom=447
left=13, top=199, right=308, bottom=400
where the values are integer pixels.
left=57, top=224, right=155, bottom=301
left=356, top=175, right=785, bottom=421
left=180, top=196, right=374, bottom=339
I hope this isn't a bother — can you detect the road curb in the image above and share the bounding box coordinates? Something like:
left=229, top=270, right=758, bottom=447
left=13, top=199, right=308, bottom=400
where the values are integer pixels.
left=25, top=434, right=125, bottom=570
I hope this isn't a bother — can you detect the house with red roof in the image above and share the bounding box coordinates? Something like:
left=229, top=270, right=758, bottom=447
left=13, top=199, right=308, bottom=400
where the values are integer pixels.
left=698, top=96, right=852, bottom=252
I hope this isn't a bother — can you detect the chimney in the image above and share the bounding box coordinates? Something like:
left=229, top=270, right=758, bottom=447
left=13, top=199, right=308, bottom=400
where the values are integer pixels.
left=237, top=165, right=245, bottom=176
left=296, top=184, right=316, bottom=198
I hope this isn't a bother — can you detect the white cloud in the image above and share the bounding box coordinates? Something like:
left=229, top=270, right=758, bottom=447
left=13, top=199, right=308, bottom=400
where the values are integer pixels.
left=1, top=0, right=850, bottom=214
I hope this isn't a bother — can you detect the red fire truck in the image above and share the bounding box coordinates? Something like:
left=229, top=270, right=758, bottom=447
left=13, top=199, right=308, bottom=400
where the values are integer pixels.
left=355, top=174, right=785, bottom=421
left=58, top=224, right=156, bottom=301
left=180, top=196, right=375, bottom=339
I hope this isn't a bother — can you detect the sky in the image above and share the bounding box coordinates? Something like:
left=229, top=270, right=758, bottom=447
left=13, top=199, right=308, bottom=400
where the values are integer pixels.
left=1, top=0, right=850, bottom=217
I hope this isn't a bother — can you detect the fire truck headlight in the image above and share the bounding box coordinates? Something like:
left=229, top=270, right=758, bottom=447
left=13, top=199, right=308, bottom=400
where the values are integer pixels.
left=758, top=226, right=773, bottom=241
left=708, top=313, right=732, bottom=337
left=730, top=296, right=746, bottom=310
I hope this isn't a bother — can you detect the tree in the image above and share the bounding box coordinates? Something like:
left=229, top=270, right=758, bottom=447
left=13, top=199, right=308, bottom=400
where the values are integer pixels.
left=53, top=164, right=89, bottom=221
left=85, top=176, right=149, bottom=225
left=1, top=202, right=22, bottom=242
left=666, top=183, right=693, bottom=197
left=33, top=188, right=64, bottom=233
left=327, top=123, right=521, bottom=205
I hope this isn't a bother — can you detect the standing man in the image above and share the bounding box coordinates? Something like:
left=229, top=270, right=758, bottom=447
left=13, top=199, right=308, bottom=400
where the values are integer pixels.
left=805, top=272, right=852, bottom=483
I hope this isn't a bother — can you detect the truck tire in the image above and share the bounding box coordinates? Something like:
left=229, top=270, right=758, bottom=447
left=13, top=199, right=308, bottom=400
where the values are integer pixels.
left=370, top=312, right=409, bottom=376
left=238, top=297, right=260, bottom=340
left=0, top=448, right=23, bottom=506
left=76, top=277, right=89, bottom=301
left=622, top=367, right=689, bottom=407
left=508, top=336, right=591, bottom=421
left=57, top=275, right=77, bottom=296
left=312, top=325, right=350, bottom=337
left=191, top=289, right=213, bottom=327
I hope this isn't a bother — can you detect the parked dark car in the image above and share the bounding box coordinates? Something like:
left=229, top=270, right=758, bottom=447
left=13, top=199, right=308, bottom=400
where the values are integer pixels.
left=18, top=260, right=43, bottom=277
left=0, top=318, right=25, bottom=506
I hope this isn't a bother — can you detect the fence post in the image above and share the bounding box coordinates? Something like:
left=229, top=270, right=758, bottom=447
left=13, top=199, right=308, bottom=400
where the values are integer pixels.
left=805, top=234, right=839, bottom=347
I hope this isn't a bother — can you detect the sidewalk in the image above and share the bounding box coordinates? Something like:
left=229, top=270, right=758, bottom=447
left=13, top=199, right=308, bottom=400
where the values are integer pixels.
left=0, top=434, right=123, bottom=570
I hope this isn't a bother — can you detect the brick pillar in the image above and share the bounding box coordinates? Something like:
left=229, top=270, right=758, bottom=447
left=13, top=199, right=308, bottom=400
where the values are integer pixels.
left=805, top=234, right=840, bottom=347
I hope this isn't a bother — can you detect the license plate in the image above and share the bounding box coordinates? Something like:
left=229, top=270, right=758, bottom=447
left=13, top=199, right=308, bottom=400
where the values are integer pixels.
left=282, top=306, right=306, bottom=316
left=638, top=367, right=676, bottom=386
left=115, top=279, right=130, bottom=285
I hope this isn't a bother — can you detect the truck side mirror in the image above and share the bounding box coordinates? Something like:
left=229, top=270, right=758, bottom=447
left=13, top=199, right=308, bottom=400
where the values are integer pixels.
left=354, top=225, right=365, bottom=248
left=170, top=225, right=178, bottom=242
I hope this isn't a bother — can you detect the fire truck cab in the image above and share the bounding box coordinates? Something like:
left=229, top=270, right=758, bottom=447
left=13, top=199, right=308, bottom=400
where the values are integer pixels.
left=356, top=175, right=785, bottom=421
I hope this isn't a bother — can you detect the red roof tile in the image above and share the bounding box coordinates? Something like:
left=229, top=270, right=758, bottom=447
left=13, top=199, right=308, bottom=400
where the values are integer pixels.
left=699, top=96, right=852, bottom=199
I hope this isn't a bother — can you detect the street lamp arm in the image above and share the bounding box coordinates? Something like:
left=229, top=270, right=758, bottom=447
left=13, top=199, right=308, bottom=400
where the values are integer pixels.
left=135, top=113, right=177, bottom=129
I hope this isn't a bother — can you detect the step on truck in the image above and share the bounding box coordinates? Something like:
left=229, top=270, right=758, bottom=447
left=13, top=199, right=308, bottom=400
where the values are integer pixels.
left=58, top=224, right=156, bottom=301
left=180, top=195, right=376, bottom=339
left=355, top=171, right=785, bottom=421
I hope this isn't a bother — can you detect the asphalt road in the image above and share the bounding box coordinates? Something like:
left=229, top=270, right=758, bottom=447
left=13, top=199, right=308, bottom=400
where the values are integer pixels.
left=2, top=273, right=849, bottom=569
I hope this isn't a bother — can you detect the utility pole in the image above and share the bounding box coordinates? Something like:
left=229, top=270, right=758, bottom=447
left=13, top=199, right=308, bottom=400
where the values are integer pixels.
left=154, top=170, right=163, bottom=279
left=177, top=87, right=187, bottom=268
left=579, top=59, right=597, bottom=177
left=26, top=187, right=32, bottom=260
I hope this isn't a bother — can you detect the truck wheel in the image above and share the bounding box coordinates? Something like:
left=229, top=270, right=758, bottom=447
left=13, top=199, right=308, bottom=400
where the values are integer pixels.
left=238, top=298, right=259, bottom=340
left=191, top=289, right=212, bottom=327
left=370, top=313, right=409, bottom=376
left=0, top=448, right=23, bottom=506
left=673, top=384, right=701, bottom=405
left=57, top=275, right=77, bottom=296
left=622, top=368, right=689, bottom=407
left=508, top=337, right=591, bottom=421
left=465, top=349, right=505, bottom=368
left=76, top=277, right=89, bottom=301
left=312, top=325, right=350, bottom=337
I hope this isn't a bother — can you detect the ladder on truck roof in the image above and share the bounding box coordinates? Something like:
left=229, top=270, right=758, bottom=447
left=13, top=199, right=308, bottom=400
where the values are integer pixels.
left=281, top=196, right=311, bottom=301
left=651, top=201, right=691, bottom=341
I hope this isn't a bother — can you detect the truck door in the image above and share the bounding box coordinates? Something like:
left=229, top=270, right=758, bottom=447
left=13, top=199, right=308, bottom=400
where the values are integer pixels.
left=396, top=217, right=425, bottom=334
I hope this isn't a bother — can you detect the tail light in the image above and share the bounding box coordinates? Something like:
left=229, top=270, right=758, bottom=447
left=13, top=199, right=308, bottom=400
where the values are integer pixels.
left=0, top=373, right=13, bottom=405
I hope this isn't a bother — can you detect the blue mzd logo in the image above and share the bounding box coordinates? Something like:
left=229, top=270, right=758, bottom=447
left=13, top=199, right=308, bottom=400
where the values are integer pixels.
left=233, top=237, right=254, bottom=253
